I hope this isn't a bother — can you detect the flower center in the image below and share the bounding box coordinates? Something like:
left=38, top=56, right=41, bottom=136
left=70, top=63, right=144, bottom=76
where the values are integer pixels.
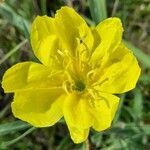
left=73, top=80, right=86, bottom=92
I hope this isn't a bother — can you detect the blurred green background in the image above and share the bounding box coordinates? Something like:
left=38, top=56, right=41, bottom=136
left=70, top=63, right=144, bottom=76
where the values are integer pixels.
left=0, top=0, right=150, bottom=149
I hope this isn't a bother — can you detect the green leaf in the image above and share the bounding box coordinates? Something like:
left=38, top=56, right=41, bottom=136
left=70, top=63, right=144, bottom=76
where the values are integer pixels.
left=91, top=133, right=102, bottom=147
left=102, top=139, right=128, bottom=150
left=113, top=94, right=125, bottom=124
left=142, top=125, right=150, bottom=135
left=0, top=121, right=31, bottom=136
left=139, top=74, right=150, bottom=84
left=56, top=137, right=70, bottom=150
left=88, top=0, right=107, bottom=24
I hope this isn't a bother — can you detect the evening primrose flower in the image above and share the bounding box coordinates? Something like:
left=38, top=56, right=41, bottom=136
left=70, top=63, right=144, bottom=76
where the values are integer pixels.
left=2, top=7, right=141, bottom=143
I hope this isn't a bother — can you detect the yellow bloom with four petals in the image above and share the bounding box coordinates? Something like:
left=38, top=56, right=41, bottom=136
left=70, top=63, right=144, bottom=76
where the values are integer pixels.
left=2, top=7, right=141, bottom=143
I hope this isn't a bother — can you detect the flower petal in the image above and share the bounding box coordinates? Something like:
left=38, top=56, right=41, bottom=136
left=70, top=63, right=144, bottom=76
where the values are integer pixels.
left=12, top=90, right=65, bottom=127
left=94, top=43, right=141, bottom=93
left=2, top=62, right=64, bottom=92
left=30, top=16, right=59, bottom=66
left=63, top=93, right=93, bottom=129
left=68, top=126, right=89, bottom=143
left=90, top=93, right=119, bottom=131
left=55, top=7, right=94, bottom=56
left=91, top=17, right=123, bottom=65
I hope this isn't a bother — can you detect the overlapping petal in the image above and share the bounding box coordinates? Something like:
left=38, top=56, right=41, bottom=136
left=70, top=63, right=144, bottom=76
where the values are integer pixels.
left=63, top=93, right=93, bottom=129
left=12, top=90, right=65, bottom=127
left=90, top=93, right=119, bottom=131
left=91, top=18, right=123, bottom=65
left=62, top=93, right=91, bottom=143
left=30, top=16, right=60, bottom=66
left=94, top=43, right=141, bottom=93
left=2, top=62, right=65, bottom=92
left=31, top=7, right=94, bottom=67
left=63, top=92, right=119, bottom=142
left=55, top=7, right=94, bottom=56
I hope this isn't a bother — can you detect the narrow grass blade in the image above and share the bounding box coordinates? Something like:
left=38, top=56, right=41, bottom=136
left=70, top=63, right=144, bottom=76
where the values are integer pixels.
left=22, top=20, right=30, bottom=41
left=0, top=121, right=31, bottom=136
left=1, top=127, right=35, bottom=148
left=0, top=3, right=30, bottom=33
left=88, top=0, right=107, bottom=24
left=0, top=104, right=10, bottom=119
left=65, top=0, right=73, bottom=7
left=111, top=0, right=120, bottom=16
left=82, top=15, right=96, bottom=26
left=133, top=87, right=143, bottom=119
left=40, top=0, right=47, bottom=15
left=0, top=39, right=28, bottom=65
left=56, top=137, right=70, bottom=150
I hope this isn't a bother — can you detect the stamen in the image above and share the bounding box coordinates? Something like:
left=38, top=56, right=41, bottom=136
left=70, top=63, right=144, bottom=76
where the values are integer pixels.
left=92, top=78, right=109, bottom=87
left=57, top=49, right=64, bottom=56
left=87, top=69, right=95, bottom=80
left=87, top=88, right=100, bottom=99
left=87, top=89, right=96, bottom=99
left=76, top=36, right=90, bottom=59
left=63, top=80, right=71, bottom=95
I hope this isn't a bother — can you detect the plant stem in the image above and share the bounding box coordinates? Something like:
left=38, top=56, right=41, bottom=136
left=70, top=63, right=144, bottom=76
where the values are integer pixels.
left=85, top=139, right=90, bottom=150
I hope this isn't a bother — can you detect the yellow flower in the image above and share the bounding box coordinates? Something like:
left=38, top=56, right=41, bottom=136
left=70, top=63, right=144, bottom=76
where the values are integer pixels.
left=2, top=7, right=141, bottom=143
